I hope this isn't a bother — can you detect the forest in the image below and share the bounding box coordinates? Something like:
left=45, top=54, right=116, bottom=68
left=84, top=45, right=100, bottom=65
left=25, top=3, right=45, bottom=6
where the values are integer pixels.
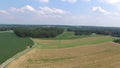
left=67, top=26, right=120, bottom=37
left=1, top=25, right=120, bottom=38
left=14, top=27, right=64, bottom=38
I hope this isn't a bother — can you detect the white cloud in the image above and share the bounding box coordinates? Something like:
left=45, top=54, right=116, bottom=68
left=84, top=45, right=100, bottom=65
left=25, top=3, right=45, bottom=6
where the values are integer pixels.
left=61, top=0, right=90, bottom=3
left=100, top=0, right=120, bottom=5
left=38, top=7, right=68, bottom=15
left=0, top=10, right=9, bottom=15
left=61, top=0, right=77, bottom=3
left=98, top=0, right=120, bottom=16
left=84, top=0, right=91, bottom=2
left=10, top=5, right=35, bottom=13
left=39, top=0, right=49, bottom=3
left=10, top=5, right=68, bottom=16
left=100, top=0, right=120, bottom=10
left=92, top=6, right=110, bottom=15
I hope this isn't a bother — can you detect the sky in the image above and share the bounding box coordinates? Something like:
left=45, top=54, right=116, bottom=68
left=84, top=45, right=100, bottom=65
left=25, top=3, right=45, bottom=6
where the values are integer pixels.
left=0, top=0, right=120, bottom=27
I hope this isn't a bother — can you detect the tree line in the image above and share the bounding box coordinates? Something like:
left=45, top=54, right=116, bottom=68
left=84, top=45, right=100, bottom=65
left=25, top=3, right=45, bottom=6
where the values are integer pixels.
left=14, top=27, right=64, bottom=38
left=1, top=25, right=120, bottom=38
left=113, top=39, right=120, bottom=44
left=67, top=26, right=120, bottom=37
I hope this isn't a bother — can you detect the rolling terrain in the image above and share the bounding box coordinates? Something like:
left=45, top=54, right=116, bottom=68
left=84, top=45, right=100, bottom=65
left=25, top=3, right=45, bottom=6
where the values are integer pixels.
left=7, top=32, right=120, bottom=68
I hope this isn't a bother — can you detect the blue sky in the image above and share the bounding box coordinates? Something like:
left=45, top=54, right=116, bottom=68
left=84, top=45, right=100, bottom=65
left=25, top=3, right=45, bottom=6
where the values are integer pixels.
left=0, top=0, right=120, bottom=27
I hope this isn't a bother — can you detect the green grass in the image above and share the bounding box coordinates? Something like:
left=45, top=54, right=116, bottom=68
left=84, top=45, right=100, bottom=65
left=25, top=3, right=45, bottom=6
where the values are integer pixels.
left=56, top=31, right=75, bottom=39
left=41, top=31, right=101, bottom=40
left=37, top=36, right=114, bottom=49
left=0, top=31, right=34, bottom=64
left=27, top=58, right=33, bottom=63
left=36, top=31, right=115, bottom=49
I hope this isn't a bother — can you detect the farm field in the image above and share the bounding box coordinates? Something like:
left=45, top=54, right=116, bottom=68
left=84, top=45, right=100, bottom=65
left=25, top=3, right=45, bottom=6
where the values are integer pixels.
left=41, top=31, right=101, bottom=40
left=36, top=36, right=113, bottom=49
left=7, top=33, right=120, bottom=68
left=0, top=31, right=34, bottom=64
left=2, top=0, right=120, bottom=68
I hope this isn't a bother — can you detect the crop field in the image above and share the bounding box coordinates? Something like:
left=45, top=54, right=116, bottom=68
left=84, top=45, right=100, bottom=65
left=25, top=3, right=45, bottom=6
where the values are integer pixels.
left=35, top=36, right=113, bottom=49
left=7, top=32, right=120, bottom=68
left=0, top=31, right=34, bottom=64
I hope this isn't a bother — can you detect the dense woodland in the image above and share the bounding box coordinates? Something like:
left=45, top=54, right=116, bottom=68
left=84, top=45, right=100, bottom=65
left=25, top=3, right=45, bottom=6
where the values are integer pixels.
left=67, top=26, right=120, bottom=37
left=1, top=25, right=120, bottom=38
left=14, top=27, right=64, bottom=38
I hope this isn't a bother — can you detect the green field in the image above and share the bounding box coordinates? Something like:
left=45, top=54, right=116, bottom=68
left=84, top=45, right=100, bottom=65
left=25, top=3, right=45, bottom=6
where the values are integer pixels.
left=41, top=31, right=101, bottom=40
left=0, top=31, right=34, bottom=64
left=36, top=36, right=114, bottom=49
left=35, top=31, right=115, bottom=49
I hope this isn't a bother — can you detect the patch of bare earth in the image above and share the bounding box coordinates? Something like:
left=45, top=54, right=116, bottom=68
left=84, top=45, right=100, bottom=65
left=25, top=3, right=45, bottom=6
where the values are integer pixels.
left=7, top=41, right=120, bottom=68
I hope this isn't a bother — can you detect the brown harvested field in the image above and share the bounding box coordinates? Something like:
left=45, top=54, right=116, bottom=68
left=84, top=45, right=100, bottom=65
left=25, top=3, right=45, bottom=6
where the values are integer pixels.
left=7, top=40, right=120, bottom=68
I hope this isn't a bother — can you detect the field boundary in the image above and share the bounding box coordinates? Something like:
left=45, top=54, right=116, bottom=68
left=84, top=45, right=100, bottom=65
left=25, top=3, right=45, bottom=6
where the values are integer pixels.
left=0, top=38, right=37, bottom=68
